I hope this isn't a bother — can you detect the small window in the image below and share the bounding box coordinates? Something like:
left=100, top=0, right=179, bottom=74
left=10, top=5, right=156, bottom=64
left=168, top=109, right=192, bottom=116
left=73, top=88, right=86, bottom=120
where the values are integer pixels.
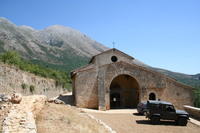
left=149, top=93, right=156, bottom=100
left=111, top=56, right=118, bottom=62
left=165, top=105, right=175, bottom=112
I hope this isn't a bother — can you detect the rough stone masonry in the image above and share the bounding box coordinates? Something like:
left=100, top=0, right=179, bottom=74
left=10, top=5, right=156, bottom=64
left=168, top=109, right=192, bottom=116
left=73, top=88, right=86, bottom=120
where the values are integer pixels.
left=71, top=48, right=194, bottom=110
left=0, top=63, right=63, bottom=98
left=2, top=95, right=47, bottom=133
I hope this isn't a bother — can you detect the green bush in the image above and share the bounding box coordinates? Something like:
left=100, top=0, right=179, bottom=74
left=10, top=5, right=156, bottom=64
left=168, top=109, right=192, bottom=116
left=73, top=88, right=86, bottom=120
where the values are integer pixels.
left=0, top=51, right=21, bottom=64
left=30, top=85, right=35, bottom=94
left=21, top=83, right=28, bottom=90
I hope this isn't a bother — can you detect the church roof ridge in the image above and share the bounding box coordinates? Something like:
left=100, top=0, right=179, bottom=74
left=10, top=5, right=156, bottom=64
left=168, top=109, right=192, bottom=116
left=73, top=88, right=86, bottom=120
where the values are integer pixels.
left=89, top=48, right=134, bottom=63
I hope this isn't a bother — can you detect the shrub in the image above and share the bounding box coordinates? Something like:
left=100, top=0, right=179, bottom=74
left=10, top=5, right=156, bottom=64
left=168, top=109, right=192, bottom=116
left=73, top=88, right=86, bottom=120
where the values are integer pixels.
left=30, top=85, right=35, bottom=94
left=0, top=51, right=21, bottom=64
left=21, top=83, right=28, bottom=90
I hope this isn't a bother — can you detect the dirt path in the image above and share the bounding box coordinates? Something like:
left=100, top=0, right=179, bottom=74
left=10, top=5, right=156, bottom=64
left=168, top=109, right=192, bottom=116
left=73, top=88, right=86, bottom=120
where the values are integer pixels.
left=36, top=103, right=111, bottom=133
left=86, top=109, right=200, bottom=133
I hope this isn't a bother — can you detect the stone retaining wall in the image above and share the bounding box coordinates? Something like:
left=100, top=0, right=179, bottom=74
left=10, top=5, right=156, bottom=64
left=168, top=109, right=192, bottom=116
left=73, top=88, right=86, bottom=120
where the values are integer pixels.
left=0, top=63, right=63, bottom=98
left=184, top=105, right=200, bottom=120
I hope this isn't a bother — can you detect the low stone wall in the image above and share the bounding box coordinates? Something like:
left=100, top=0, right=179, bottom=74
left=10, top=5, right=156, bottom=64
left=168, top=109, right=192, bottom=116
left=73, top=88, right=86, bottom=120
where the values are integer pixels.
left=2, top=95, right=47, bottom=133
left=184, top=105, right=200, bottom=120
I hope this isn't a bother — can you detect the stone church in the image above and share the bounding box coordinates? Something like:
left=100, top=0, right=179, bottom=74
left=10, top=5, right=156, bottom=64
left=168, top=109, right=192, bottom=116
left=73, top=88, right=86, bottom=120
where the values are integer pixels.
left=71, top=49, right=194, bottom=110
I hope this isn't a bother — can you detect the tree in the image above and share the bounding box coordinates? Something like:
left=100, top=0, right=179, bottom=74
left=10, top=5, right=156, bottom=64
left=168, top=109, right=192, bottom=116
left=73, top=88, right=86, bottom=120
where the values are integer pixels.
left=0, top=51, right=21, bottom=65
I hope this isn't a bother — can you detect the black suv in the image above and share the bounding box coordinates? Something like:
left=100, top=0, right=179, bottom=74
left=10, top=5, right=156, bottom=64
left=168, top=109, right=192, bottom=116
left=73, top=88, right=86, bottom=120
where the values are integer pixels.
left=145, top=100, right=189, bottom=126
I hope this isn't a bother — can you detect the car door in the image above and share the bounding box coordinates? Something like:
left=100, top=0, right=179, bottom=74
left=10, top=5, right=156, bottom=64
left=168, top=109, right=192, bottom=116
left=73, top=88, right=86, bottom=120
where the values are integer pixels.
left=161, top=104, right=176, bottom=120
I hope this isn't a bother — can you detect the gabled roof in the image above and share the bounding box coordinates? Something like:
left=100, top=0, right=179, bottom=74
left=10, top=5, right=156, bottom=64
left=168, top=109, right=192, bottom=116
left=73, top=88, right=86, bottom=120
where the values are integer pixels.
left=89, top=48, right=134, bottom=63
left=71, top=64, right=95, bottom=77
left=71, top=48, right=134, bottom=78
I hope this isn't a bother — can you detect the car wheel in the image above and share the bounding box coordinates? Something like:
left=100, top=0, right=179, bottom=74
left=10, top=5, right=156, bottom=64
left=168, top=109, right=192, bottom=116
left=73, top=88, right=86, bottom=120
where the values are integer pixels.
left=151, top=116, right=160, bottom=125
left=178, top=117, right=188, bottom=126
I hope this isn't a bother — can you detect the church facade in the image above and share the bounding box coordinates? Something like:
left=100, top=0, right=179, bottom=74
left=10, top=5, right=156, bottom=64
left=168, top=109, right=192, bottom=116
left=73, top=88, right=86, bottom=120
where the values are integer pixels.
left=71, top=49, right=194, bottom=110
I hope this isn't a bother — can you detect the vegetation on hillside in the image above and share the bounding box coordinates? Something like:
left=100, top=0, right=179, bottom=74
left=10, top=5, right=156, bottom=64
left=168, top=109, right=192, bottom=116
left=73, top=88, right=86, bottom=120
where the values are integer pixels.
left=0, top=40, right=5, bottom=53
left=194, top=86, right=200, bottom=108
left=33, top=44, right=90, bottom=72
left=0, top=51, right=71, bottom=90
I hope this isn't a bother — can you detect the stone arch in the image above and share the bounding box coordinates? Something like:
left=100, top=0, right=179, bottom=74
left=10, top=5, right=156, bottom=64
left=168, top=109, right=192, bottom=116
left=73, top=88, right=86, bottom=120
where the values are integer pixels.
left=149, top=92, right=156, bottom=100
left=109, top=74, right=140, bottom=109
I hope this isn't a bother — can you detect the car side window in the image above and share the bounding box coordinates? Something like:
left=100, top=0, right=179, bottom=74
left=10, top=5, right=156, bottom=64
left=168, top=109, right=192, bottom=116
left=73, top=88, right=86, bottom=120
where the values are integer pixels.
left=165, top=105, right=175, bottom=112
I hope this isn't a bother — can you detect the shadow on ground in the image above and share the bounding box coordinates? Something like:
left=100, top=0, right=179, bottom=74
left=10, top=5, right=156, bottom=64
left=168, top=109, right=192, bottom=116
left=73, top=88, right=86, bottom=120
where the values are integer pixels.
left=136, top=120, right=178, bottom=126
left=57, top=94, right=74, bottom=105
left=133, top=113, right=144, bottom=116
left=133, top=113, right=178, bottom=126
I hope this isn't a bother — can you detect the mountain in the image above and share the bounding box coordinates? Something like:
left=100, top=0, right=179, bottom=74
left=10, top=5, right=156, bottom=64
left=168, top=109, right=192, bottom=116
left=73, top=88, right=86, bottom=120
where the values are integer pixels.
left=0, top=17, right=199, bottom=88
left=0, top=17, right=108, bottom=71
left=192, top=74, right=200, bottom=80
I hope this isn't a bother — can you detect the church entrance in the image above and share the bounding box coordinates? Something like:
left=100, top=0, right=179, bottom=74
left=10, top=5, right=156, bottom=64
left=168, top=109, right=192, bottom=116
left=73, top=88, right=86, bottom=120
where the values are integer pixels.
left=110, top=92, right=121, bottom=108
left=109, top=74, right=139, bottom=109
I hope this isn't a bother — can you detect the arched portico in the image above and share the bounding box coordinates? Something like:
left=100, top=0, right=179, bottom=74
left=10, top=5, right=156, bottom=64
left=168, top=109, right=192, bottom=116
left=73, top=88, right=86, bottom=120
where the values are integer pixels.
left=109, top=74, right=140, bottom=109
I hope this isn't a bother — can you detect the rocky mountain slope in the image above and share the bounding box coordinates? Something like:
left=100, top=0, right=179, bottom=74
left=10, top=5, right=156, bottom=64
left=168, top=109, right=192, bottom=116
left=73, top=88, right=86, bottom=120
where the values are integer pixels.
left=0, top=17, right=108, bottom=71
left=0, top=17, right=199, bottom=88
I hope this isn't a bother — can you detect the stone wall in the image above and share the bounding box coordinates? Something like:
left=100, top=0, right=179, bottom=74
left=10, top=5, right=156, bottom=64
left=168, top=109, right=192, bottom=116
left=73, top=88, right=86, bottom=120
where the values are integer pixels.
left=94, top=50, right=133, bottom=66
left=73, top=61, right=194, bottom=110
left=72, top=49, right=194, bottom=110
left=163, top=79, right=193, bottom=109
left=0, top=63, right=63, bottom=98
left=102, top=61, right=194, bottom=110
left=74, top=68, right=98, bottom=108
left=2, top=95, right=47, bottom=133
left=184, top=105, right=200, bottom=120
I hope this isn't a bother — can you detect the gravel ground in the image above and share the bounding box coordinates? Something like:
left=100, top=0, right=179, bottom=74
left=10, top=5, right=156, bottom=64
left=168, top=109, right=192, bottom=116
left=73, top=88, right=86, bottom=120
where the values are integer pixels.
left=36, top=103, right=110, bottom=133
left=0, top=102, right=12, bottom=132
left=87, top=109, right=200, bottom=133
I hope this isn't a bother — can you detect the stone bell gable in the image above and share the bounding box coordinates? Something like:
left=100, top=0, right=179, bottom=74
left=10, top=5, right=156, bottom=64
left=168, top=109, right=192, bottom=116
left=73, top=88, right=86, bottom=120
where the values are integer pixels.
left=71, top=48, right=194, bottom=110
left=89, top=48, right=134, bottom=66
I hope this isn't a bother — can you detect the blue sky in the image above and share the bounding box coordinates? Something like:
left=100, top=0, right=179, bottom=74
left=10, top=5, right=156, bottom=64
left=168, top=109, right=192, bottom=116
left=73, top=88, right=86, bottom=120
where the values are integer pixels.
left=0, top=0, right=200, bottom=74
